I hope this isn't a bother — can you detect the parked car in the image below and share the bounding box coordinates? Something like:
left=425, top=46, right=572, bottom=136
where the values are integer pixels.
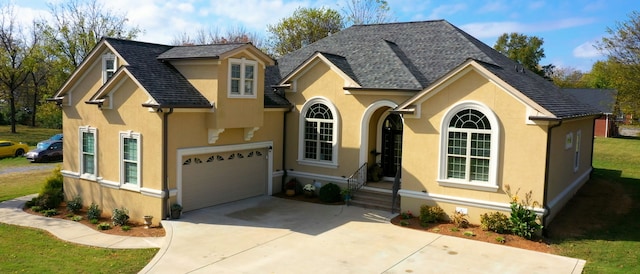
left=25, top=140, right=63, bottom=163
left=48, top=133, right=63, bottom=141
left=0, top=140, right=29, bottom=158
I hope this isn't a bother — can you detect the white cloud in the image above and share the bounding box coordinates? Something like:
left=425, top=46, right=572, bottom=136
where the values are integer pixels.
left=460, top=17, right=596, bottom=39
left=478, top=1, right=507, bottom=13
left=573, top=40, right=603, bottom=58
left=428, top=3, right=467, bottom=20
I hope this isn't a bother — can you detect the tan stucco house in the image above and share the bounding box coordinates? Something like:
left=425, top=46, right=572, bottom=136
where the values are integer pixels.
left=52, top=20, right=600, bottom=227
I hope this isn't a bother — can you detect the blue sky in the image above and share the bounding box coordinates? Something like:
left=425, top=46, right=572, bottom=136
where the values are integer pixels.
left=17, top=0, right=638, bottom=72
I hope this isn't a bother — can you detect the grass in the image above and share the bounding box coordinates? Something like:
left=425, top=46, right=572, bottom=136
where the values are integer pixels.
left=0, top=223, right=157, bottom=273
left=0, top=156, right=33, bottom=168
left=552, top=137, right=640, bottom=273
left=0, top=125, right=61, bottom=146
left=0, top=169, right=53, bottom=202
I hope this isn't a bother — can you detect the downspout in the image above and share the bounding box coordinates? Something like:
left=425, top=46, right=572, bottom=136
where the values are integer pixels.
left=162, top=108, right=174, bottom=219
left=590, top=117, right=596, bottom=171
left=542, top=119, right=562, bottom=235
left=281, top=101, right=293, bottom=192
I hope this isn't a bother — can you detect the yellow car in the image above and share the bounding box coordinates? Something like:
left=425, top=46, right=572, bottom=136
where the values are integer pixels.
left=0, top=140, right=29, bottom=158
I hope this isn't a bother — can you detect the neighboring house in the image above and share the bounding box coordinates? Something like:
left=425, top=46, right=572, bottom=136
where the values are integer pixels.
left=52, top=20, right=600, bottom=227
left=564, top=88, right=618, bottom=137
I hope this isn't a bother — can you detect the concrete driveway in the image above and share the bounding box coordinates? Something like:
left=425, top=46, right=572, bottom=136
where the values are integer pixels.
left=141, top=196, right=584, bottom=273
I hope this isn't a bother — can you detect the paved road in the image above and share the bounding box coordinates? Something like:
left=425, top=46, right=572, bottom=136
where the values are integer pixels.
left=0, top=162, right=58, bottom=175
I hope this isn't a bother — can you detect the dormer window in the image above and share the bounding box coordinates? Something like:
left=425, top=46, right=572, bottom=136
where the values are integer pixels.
left=228, top=58, right=257, bottom=98
left=102, top=54, right=117, bottom=83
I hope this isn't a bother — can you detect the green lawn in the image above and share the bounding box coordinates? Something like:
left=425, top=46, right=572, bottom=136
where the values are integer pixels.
left=553, top=137, right=640, bottom=273
left=0, top=223, right=157, bottom=273
left=0, top=125, right=61, bottom=146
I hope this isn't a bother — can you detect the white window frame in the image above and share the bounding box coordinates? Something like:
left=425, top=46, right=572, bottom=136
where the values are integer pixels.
left=438, top=101, right=500, bottom=192
left=79, top=126, right=98, bottom=181
left=120, top=131, right=141, bottom=191
left=102, top=53, right=117, bottom=84
left=574, top=130, right=581, bottom=172
left=228, top=58, right=257, bottom=98
left=298, top=97, right=339, bottom=168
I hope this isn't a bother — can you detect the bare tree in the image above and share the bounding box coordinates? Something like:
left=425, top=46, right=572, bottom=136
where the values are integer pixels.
left=0, top=4, right=39, bottom=133
left=171, top=25, right=265, bottom=48
left=342, top=0, right=394, bottom=26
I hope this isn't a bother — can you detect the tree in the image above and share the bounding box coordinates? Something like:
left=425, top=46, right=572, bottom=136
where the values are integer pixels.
left=171, top=25, right=265, bottom=49
left=0, top=4, right=40, bottom=133
left=342, top=0, right=394, bottom=26
left=42, top=0, right=141, bottom=69
left=597, top=11, right=640, bottom=115
left=549, top=66, right=588, bottom=88
left=267, top=7, right=343, bottom=56
left=494, top=32, right=546, bottom=76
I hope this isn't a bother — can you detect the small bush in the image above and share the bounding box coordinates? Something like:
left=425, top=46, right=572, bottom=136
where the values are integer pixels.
left=30, top=206, right=43, bottom=212
left=504, top=185, right=543, bottom=239
left=400, top=210, right=414, bottom=219
left=495, top=236, right=506, bottom=244
left=112, top=207, right=129, bottom=226
left=66, top=213, right=74, bottom=218
left=25, top=198, right=36, bottom=208
left=97, top=222, right=111, bottom=230
left=450, top=227, right=459, bottom=232
left=318, top=183, right=341, bottom=203
left=480, top=212, right=510, bottom=234
left=90, top=219, right=99, bottom=224
left=66, top=195, right=83, bottom=214
left=400, top=220, right=410, bottom=226
left=463, top=231, right=476, bottom=237
left=42, top=209, right=58, bottom=217
left=419, top=204, right=445, bottom=225
left=87, top=203, right=101, bottom=220
left=451, top=211, right=469, bottom=228
left=71, top=215, right=83, bottom=222
left=33, top=168, right=64, bottom=210
left=121, top=225, right=131, bottom=231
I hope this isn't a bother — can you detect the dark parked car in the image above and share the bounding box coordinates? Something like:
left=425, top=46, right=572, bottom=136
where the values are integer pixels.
left=25, top=140, right=63, bottom=163
left=48, top=133, right=63, bottom=141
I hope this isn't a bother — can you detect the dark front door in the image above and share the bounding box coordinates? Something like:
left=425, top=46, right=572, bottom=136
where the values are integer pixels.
left=381, top=114, right=403, bottom=178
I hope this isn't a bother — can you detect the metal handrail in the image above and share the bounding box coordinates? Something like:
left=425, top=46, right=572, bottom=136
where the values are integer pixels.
left=346, top=162, right=368, bottom=205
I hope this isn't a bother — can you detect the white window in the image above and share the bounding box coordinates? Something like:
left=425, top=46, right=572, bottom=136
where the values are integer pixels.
left=438, top=102, right=500, bottom=191
left=102, top=54, right=117, bottom=83
left=120, top=131, right=141, bottom=188
left=298, top=98, right=338, bottom=168
left=574, top=130, right=581, bottom=172
left=228, top=58, right=257, bottom=97
left=79, top=126, right=98, bottom=180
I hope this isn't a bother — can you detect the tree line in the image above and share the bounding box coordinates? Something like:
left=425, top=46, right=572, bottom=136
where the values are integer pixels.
left=1, top=0, right=637, bottom=133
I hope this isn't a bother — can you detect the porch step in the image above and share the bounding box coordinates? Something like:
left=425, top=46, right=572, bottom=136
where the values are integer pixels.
left=349, top=188, right=400, bottom=213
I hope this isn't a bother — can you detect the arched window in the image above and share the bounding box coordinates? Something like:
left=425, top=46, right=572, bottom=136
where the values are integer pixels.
left=439, top=102, right=499, bottom=191
left=299, top=98, right=338, bottom=167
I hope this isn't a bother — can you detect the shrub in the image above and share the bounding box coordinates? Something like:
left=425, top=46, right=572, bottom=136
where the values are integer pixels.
left=40, top=167, right=63, bottom=195
left=451, top=211, right=469, bottom=228
left=87, top=203, right=101, bottom=220
left=90, top=219, right=99, bottom=224
left=42, top=209, right=58, bottom=217
left=495, top=236, right=506, bottom=244
left=112, top=207, right=130, bottom=226
left=33, top=168, right=64, bottom=210
left=400, top=220, right=410, bottom=226
left=400, top=210, right=414, bottom=219
left=30, top=206, right=43, bottom=212
left=463, top=231, right=475, bottom=237
left=318, top=183, right=341, bottom=203
left=66, top=195, right=83, bottom=214
left=419, top=205, right=445, bottom=225
left=71, top=215, right=83, bottom=222
left=121, top=225, right=131, bottom=231
left=504, top=185, right=543, bottom=239
left=480, top=212, right=510, bottom=234
left=97, top=222, right=111, bottom=230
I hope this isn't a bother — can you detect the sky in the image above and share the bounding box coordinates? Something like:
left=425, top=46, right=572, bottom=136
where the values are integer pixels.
left=16, top=0, right=639, bottom=72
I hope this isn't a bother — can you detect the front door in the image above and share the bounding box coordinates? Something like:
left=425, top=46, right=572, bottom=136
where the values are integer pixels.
left=381, top=114, right=403, bottom=178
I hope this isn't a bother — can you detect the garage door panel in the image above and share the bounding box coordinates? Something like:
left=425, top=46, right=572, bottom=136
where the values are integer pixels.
left=182, top=148, right=268, bottom=211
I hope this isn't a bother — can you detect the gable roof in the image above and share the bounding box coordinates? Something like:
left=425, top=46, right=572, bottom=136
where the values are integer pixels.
left=55, top=38, right=289, bottom=109
left=562, top=88, right=617, bottom=114
left=104, top=38, right=212, bottom=108
left=269, top=20, right=599, bottom=119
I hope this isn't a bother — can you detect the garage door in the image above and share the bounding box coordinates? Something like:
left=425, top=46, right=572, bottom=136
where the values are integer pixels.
left=181, top=147, right=268, bottom=211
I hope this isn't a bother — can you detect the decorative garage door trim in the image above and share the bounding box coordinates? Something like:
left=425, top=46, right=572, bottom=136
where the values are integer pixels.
left=176, top=141, right=273, bottom=207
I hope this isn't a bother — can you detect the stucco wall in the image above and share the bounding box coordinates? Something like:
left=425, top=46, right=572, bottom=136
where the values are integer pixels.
left=400, top=69, right=549, bottom=223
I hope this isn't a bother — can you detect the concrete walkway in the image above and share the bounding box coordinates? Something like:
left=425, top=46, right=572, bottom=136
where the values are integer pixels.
left=1, top=195, right=585, bottom=273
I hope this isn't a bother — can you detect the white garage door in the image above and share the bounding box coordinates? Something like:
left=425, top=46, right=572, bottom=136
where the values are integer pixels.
left=181, top=147, right=268, bottom=211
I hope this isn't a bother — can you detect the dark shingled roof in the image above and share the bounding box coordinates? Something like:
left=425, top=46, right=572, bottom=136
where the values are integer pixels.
left=562, top=88, right=617, bottom=114
left=104, top=38, right=289, bottom=108
left=268, top=20, right=600, bottom=119
left=157, top=43, right=247, bottom=60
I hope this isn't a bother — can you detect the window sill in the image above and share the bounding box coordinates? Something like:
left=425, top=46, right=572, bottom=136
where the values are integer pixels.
left=227, top=94, right=257, bottom=99
left=438, top=179, right=499, bottom=192
left=297, top=159, right=338, bottom=169
left=80, top=174, right=98, bottom=182
left=120, top=183, right=140, bottom=192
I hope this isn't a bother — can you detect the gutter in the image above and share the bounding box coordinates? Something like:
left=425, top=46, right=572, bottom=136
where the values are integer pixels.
left=541, top=119, right=563, bottom=235
left=162, top=108, right=174, bottom=219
